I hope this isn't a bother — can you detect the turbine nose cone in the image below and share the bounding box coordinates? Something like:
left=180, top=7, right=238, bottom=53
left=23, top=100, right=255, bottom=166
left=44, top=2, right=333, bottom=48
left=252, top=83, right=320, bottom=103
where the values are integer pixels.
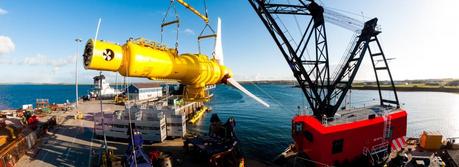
left=219, top=65, right=233, bottom=84
left=83, top=39, right=124, bottom=71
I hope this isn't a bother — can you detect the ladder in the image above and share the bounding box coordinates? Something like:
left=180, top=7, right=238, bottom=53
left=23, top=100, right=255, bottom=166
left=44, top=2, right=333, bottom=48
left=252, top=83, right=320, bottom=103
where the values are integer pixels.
left=368, top=36, right=399, bottom=107
left=383, top=109, right=392, bottom=139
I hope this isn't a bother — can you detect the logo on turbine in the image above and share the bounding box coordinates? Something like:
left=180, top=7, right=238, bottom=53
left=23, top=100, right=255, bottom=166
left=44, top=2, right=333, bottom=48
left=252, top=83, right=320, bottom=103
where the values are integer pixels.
left=103, top=49, right=114, bottom=61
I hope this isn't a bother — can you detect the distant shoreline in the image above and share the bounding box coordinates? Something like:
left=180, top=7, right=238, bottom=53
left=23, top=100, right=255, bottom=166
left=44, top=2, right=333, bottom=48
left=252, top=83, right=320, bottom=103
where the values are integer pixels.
left=0, top=83, right=93, bottom=86
left=239, top=80, right=459, bottom=93
left=2, top=80, right=459, bottom=93
left=351, top=86, right=459, bottom=93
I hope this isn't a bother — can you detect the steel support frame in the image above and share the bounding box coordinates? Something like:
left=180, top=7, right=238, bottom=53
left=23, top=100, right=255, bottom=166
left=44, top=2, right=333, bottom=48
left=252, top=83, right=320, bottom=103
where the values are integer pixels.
left=249, top=0, right=399, bottom=118
left=326, top=18, right=399, bottom=116
left=249, top=0, right=331, bottom=118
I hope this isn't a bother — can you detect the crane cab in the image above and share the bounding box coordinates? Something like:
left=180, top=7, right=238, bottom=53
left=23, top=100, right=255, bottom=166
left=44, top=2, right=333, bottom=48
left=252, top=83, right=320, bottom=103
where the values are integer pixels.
left=292, top=106, right=407, bottom=166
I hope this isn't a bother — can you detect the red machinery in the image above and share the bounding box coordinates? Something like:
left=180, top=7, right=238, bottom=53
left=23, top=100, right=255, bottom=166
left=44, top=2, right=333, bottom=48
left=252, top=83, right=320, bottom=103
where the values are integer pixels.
left=249, top=0, right=407, bottom=166
left=292, top=109, right=407, bottom=165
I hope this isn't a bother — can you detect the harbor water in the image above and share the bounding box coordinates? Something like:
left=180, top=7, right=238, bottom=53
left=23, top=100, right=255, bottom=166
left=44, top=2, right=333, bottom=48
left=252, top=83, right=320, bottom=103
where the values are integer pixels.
left=1, top=84, right=458, bottom=161
left=0, top=84, right=92, bottom=109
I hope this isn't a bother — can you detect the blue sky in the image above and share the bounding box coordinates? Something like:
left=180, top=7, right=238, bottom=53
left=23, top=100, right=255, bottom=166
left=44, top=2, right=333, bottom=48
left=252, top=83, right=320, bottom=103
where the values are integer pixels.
left=0, top=0, right=458, bottom=84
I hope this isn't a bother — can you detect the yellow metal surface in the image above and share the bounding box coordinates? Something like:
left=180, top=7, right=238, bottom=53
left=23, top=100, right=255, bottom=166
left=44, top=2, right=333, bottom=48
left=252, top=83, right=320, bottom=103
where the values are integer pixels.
left=74, top=112, right=84, bottom=120
left=83, top=38, right=232, bottom=101
left=176, top=0, right=209, bottom=23
left=5, top=127, right=15, bottom=139
left=0, top=126, right=15, bottom=146
left=188, top=106, right=207, bottom=124
left=0, top=136, right=6, bottom=147
left=114, top=94, right=127, bottom=105
left=83, top=40, right=123, bottom=72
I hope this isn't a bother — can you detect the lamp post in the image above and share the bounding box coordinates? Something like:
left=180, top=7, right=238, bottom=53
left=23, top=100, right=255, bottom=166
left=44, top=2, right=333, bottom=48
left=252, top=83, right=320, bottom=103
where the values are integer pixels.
left=75, top=38, right=82, bottom=109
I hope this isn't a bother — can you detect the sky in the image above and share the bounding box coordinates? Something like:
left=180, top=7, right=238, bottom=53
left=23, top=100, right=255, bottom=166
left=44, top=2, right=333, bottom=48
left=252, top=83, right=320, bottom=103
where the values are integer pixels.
left=0, top=0, right=458, bottom=84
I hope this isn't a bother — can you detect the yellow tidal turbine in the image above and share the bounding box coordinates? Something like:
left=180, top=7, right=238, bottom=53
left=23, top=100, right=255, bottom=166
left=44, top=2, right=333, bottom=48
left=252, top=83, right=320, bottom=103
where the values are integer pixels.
left=82, top=18, right=269, bottom=107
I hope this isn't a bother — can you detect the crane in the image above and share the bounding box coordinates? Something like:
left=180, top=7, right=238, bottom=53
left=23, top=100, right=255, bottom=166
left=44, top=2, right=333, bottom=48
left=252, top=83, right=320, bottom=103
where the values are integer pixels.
left=249, top=0, right=407, bottom=165
left=248, top=0, right=399, bottom=118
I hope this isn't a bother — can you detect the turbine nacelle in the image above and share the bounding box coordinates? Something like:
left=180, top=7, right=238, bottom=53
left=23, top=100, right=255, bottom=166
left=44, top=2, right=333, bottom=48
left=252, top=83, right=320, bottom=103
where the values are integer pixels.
left=83, top=18, right=269, bottom=107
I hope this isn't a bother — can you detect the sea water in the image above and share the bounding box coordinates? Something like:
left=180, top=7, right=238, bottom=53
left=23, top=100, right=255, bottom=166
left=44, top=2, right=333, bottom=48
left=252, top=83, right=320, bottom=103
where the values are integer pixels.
left=1, top=84, right=458, bottom=160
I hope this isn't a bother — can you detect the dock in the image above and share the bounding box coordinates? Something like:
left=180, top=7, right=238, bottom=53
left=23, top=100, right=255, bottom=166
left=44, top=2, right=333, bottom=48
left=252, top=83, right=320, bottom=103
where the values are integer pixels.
left=15, top=100, right=110, bottom=167
left=11, top=99, right=273, bottom=167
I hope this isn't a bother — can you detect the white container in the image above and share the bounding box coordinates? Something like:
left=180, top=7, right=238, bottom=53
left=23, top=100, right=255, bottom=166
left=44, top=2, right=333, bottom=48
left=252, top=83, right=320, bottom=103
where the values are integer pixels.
left=94, top=109, right=167, bottom=142
left=22, top=104, right=33, bottom=110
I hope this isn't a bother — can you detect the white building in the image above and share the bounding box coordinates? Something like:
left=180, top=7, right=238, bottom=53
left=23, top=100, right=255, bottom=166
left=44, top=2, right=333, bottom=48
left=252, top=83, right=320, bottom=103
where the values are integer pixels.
left=128, top=83, right=163, bottom=101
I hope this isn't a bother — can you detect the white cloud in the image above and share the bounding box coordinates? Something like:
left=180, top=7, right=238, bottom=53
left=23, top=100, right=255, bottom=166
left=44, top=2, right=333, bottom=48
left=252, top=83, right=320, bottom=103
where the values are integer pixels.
left=183, top=28, right=195, bottom=36
left=0, top=59, right=14, bottom=65
left=0, top=8, right=7, bottom=15
left=0, top=53, right=79, bottom=83
left=21, top=54, right=75, bottom=68
left=0, top=36, right=15, bottom=56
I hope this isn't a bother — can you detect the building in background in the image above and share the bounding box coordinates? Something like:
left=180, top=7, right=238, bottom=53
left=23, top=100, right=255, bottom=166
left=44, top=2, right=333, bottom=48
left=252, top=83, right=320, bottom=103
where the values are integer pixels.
left=128, top=83, right=164, bottom=101
left=86, top=75, right=121, bottom=99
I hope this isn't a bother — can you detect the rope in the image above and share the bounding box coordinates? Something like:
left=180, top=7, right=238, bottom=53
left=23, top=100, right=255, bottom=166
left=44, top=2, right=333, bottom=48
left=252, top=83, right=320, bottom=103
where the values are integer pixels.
left=124, top=49, right=138, bottom=167
left=197, top=24, right=214, bottom=54
left=287, top=0, right=303, bottom=35
left=160, top=1, right=172, bottom=43
left=203, top=0, right=208, bottom=19
left=249, top=82, right=300, bottom=116
left=273, top=14, right=315, bottom=73
left=185, top=0, right=215, bottom=54
left=345, top=66, right=352, bottom=109
left=98, top=71, right=110, bottom=166
left=115, top=73, right=118, bottom=90
left=323, top=5, right=370, bottom=20
left=275, top=15, right=299, bottom=48
left=161, top=0, right=180, bottom=50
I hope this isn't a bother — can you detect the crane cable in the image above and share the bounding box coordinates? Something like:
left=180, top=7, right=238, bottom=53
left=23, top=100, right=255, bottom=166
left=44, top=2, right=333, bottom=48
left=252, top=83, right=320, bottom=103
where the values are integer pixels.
left=97, top=71, right=110, bottom=166
left=287, top=0, right=314, bottom=72
left=286, top=0, right=303, bottom=35
left=250, top=82, right=300, bottom=116
left=124, top=49, right=138, bottom=167
left=197, top=24, right=216, bottom=54
left=92, top=18, right=112, bottom=166
left=197, top=0, right=217, bottom=54
left=345, top=67, right=352, bottom=109
left=161, top=0, right=180, bottom=50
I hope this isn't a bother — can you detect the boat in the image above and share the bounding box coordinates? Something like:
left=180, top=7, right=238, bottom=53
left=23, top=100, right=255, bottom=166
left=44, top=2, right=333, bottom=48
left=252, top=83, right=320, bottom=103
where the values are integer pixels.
left=84, top=75, right=122, bottom=100
left=184, top=114, right=244, bottom=167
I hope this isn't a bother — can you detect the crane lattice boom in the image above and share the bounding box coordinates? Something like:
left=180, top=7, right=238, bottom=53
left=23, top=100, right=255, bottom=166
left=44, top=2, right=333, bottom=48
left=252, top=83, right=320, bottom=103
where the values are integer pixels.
left=249, top=0, right=399, bottom=118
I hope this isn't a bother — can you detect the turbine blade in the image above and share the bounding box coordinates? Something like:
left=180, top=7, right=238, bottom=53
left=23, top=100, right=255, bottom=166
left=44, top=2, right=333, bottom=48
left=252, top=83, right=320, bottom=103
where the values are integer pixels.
left=214, top=17, right=224, bottom=65
left=94, top=18, right=102, bottom=43
left=227, top=78, right=270, bottom=107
